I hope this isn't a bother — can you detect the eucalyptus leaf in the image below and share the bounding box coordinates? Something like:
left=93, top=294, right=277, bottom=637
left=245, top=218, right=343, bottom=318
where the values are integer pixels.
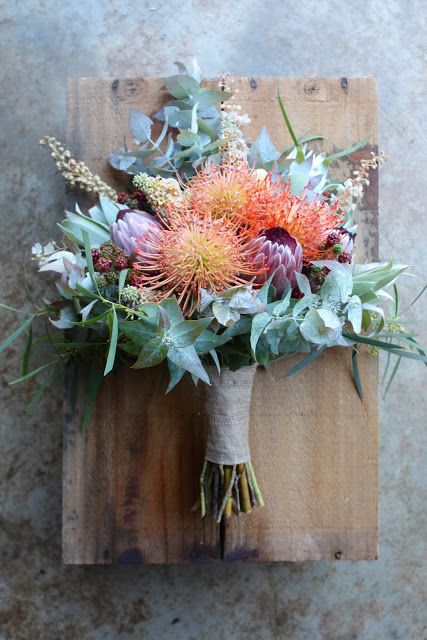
left=250, top=312, right=272, bottom=359
left=250, top=127, right=281, bottom=164
left=119, top=317, right=157, bottom=348
left=212, top=301, right=240, bottom=327
left=165, top=74, right=200, bottom=99
left=129, top=109, right=153, bottom=143
left=168, top=317, right=213, bottom=348
left=104, top=309, right=118, bottom=375
left=50, top=306, right=76, bottom=329
left=132, top=336, right=168, bottom=368
left=168, top=344, right=210, bottom=383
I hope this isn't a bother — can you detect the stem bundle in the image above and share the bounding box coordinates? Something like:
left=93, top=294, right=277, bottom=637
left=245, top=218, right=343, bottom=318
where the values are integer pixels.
left=200, top=460, right=264, bottom=523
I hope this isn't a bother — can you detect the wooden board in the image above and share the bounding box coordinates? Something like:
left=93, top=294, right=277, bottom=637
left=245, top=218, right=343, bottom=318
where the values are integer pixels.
left=63, top=76, right=378, bottom=564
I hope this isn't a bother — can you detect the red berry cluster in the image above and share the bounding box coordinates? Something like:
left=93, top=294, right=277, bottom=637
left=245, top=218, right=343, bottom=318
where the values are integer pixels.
left=325, top=231, right=342, bottom=248
left=338, top=251, right=352, bottom=264
left=117, top=188, right=149, bottom=210
left=91, top=241, right=132, bottom=287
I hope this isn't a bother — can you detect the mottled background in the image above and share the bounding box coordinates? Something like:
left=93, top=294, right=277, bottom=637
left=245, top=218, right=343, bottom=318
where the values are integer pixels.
left=0, top=1, right=426, bottom=639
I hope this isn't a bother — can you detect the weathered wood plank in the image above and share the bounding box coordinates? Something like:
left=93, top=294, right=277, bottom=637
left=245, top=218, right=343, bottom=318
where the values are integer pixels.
left=64, top=76, right=378, bottom=564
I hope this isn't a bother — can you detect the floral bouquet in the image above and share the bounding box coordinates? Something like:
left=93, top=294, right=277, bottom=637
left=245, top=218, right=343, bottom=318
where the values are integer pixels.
left=2, top=62, right=426, bottom=523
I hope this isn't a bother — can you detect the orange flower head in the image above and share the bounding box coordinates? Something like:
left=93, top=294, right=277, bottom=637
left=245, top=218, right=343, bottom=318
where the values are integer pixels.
left=179, top=162, right=271, bottom=224
left=244, top=178, right=344, bottom=260
left=134, top=208, right=261, bottom=315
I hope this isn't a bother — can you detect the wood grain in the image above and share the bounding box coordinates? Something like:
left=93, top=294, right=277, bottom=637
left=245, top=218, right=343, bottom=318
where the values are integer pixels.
left=63, top=76, right=378, bottom=564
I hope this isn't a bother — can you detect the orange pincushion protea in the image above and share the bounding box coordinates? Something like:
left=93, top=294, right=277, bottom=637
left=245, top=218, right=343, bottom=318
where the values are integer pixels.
left=244, top=178, right=344, bottom=261
left=134, top=209, right=261, bottom=315
left=181, top=162, right=271, bottom=224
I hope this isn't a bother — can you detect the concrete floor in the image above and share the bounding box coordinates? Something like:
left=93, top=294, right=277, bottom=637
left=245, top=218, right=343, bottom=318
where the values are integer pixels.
left=0, top=1, right=426, bottom=638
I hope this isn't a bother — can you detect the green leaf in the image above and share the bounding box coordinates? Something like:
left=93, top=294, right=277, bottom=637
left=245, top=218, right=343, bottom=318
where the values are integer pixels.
left=404, top=283, right=427, bottom=313
left=104, top=309, right=118, bottom=375
left=209, top=349, right=221, bottom=373
left=118, top=269, right=128, bottom=301
left=167, top=344, right=210, bottom=383
left=383, top=355, right=402, bottom=398
left=256, top=278, right=273, bottom=305
left=0, top=314, right=35, bottom=355
left=343, top=332, right=427, bottom=362
left=277, top=93, right=299, bottom=147
left=347, top=296, right=363, bottom=333
left=119, top=317, right=157, bottom=345
left=75, top=283, right=99, bottom=300
left=221, top=316, right=252, bottom=339
left=326, top=135, right=370, bottom=162
left=271, top=289, right=291, bottom=317
left=193, top=89, right=232, bottom=109
left=351, top=348, right=363, bottom=400
left=129, top=109, right=153, bottom=143
left=284, top=346, right=326, bottom=378
left=21, top=325, right=33, bottom=377
left=82, top=230, right=99, bottom=292
left=295, top=147, right=305, bottom=163
left=166, top=359, right=186, bottom=393
left=164, top=74, right=200, bottom=99
left=212, top=301, right=240, bottom=327
left=160, top=296, right=184, bottom=327
left=9, top=360, right=57, bottom=386
left=250, top=127, right=281, bottom=164
left=250, top=312, right=272, bottom=360
left=132, top=337, right=168, bottom=368
left=177, top=130, right=200, bottom=147
left=168, top=317, right=214, bottom=348
left=194, top=330, right=227, bottom=355
left=26, top=366, right=57, bottom=415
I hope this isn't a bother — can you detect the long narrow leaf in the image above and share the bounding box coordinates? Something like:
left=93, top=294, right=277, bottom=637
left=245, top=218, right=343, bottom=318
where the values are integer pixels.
left=104, top=309, right=118, bottom=375
left=393, top=284, right=399, bottom=317
left=326, top=135, right=370, bottom=161
left=0, top=315, right=35, bottom=355
left=383, top=355, right=402, bottom=398
left=382, top=349, right=392, bottom=384
left=277, top=93, right=299, bottom=147
left=82, top=230, right=99, bottom=292
left=403, top=283, right=427, bottom=313
left=284, top=346, right=326, bottom=378
left=9, top=360, right=57, bottom=386
left=351, top=348, right=363, bottom=400
left=21, top=325, right=33, bottom=376
left=0, top=301, right=28, bottom=314
left=118, top=269, right=128, bottom=301
left=26, top=366, right=57, bottom=415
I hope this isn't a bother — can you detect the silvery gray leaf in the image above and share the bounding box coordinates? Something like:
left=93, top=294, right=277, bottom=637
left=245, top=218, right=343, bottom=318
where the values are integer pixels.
left=129, top=109, right=153, bottom=143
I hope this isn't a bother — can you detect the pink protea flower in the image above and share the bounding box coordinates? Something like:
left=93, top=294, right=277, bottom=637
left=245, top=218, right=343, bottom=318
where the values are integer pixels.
left=249, top=227, right=303, bottom=298
left=110, top=209, right=161, bottom=255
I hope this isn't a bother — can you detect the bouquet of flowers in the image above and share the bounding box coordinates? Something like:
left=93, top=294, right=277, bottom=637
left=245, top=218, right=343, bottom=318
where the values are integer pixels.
left=2, top=62, right=425, bottom=523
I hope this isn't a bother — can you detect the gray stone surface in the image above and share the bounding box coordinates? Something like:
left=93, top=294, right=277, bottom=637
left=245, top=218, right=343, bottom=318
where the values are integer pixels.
left=0, top=1, right=426, bottom=638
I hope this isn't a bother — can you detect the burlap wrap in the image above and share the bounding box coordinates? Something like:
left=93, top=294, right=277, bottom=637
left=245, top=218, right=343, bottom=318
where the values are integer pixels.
left=201, top=365, right=257, bottom=466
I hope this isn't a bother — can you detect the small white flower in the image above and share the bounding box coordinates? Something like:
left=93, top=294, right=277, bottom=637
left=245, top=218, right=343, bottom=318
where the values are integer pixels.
left=32, top=242, right=43, bottom=257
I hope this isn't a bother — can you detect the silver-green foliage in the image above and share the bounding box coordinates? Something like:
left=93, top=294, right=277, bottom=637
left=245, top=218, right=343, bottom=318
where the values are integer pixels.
left=108, top=60, right=231, bottom=178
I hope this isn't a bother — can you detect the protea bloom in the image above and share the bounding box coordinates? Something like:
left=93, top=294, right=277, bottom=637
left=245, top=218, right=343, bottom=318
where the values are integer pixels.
left=178, top=162, right=271, bottom=224
left=249, top=227, right=303, bottom=297
left=110, top=209, right=161, bottom=255
left=244, top=179, right=344, bottom=261
left=133, top=209, right=261, bottom=315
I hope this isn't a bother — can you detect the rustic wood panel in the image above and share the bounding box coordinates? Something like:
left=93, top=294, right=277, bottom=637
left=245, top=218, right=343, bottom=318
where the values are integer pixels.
left=64, top=76, right=378, bottom=564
